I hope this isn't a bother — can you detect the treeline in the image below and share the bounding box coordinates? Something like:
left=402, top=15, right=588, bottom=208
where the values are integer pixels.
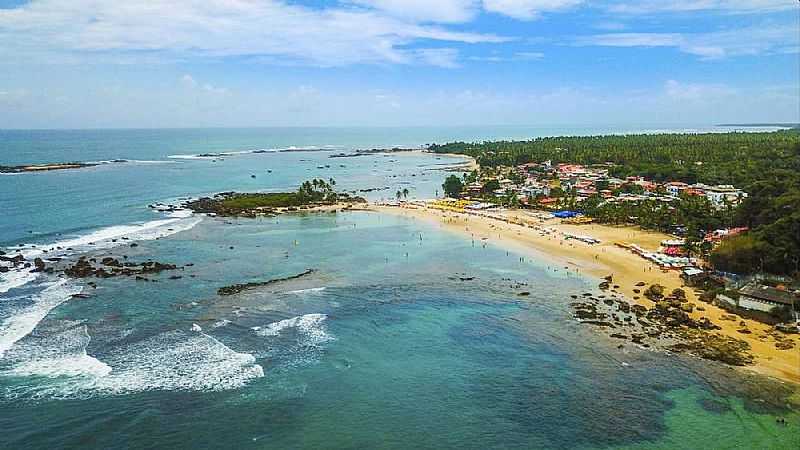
left=431, top=131, right=800, bottom=277
left=430, top=131, right=800, bottom=186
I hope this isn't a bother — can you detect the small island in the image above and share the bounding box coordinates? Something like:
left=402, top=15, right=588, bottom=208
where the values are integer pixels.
left=183, top=178, right=367, bottom=217
left=0, top=162, right=99, bottom=173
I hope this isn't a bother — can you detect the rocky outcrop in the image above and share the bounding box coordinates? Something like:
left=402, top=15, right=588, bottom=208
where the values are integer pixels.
left=570, top=282, right=755, bottom=367
left=217, top=269, right=317, bottom=296
left=64, top=257, right=179, bottom=279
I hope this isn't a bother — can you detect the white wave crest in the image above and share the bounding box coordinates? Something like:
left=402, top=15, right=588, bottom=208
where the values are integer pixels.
left=14, top=216, right=201, bottom=260
left=90, top=331, right=264, bottom=395
left=4, top=323, right=111, bottom=378
left=0, top=280, right=82, bottom=358
left=2, top=330, right=264, bottom=400
left=0, top=269, right=39, bottom=295
left=253, top=313, right=332, bottom=346
left=286, top=287, right=326, bottom=295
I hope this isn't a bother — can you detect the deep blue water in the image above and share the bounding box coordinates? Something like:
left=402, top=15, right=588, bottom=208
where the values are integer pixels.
left=0, top=128, right=797, bottom=449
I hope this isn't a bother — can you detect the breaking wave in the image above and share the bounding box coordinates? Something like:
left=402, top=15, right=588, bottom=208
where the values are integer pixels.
left=0, top=270, right=39, bottom=295
left=167, top=145, right=343, bottom=160
left=253, top=313, right=333, bottom=346
left=2, top=329, right=264, bottom=400
left=0, top=280, right=82, bottom=358
left=12, top=216, right=201, bottom=261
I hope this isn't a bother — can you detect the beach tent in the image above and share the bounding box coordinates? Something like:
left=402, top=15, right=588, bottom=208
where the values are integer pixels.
left=553, top=211, right=580, bottom=219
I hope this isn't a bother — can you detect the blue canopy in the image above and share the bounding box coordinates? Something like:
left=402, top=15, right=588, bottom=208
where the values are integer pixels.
left=553, top=211, right=580, bottom=218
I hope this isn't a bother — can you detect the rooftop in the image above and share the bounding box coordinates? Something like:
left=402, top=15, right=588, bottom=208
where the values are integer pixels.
left=739, top=282, right=798, bottom=306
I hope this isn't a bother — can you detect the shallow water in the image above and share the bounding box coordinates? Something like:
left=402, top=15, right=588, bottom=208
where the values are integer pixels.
left=1, top=128, right=798, bottom=449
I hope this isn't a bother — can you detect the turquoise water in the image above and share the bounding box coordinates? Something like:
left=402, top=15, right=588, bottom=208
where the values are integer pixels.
left=1, top=128, right=797, bottom=449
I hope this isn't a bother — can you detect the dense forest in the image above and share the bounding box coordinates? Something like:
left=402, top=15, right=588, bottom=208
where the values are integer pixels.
left=431, top=131, right=800, bottom=277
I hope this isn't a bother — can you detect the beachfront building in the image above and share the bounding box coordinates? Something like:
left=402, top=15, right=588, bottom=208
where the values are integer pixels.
left=736, top=282, right=799, bottom=315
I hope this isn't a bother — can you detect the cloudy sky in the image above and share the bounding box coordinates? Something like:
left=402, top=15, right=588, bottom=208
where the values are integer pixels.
left=0, top=0, right=797, bottom=128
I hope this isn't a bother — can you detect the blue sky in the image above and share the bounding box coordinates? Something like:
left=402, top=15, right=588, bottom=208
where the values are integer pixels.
left=0, top=0, right=797, bottom=128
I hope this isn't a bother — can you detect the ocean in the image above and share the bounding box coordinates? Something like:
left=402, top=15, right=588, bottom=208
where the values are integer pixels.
left=0, top=127, right=797, bottom=449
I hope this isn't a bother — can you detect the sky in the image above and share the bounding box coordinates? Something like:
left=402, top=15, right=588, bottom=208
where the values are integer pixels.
left=0, top=0, right=798, bottom=128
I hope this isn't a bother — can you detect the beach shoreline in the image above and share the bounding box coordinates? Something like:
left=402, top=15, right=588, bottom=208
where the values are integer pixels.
left=371, top=202, right=800, bottom=386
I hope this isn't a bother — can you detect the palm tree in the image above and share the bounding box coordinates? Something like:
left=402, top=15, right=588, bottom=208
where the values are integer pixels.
left=402, top=188, right=409, bottom=199
left=396, top=190, right=402, bottom=201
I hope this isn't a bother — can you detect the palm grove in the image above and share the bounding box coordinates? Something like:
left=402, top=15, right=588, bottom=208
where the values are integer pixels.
left=435, top=130, right=800, bottom=277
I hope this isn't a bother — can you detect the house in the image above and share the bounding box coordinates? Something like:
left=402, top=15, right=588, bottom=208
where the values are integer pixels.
left=737, top=282, right=798, bottom=314
left=466, top=182, right=483, bottom=195
left=704, top=185, right=748, bottom=207
left=680, top=267, right=707, bottom=286
left=665, top=181, right=689, bottom=197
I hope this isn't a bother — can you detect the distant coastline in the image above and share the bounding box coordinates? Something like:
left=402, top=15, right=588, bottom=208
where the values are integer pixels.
left=716, top=123, right=799, bottom=128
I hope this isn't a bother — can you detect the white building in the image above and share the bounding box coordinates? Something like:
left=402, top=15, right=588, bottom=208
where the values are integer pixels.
left=736, top=282, right=798, bottom=315
left=704, top=185, right=747, bottom=207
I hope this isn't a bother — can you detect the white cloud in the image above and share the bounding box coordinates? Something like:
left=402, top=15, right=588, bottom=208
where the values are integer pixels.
left=348, top=0, right=479, bottom=23
left=414, top=48, right=462, bottom=68
left=181, top=74, right=227, bottom=94
left=180, top=74, right=198, bottom=88
left=482, top=0, right=583, bottom=20
left=576, top=24, right=798, bottom=59
left=0, top=0, right=508, bottom=67
left=664, top=79, right=736, bottom=100
left=607, top=1, right=795, bottom=15
left=468, top=51, right=544, bottom=61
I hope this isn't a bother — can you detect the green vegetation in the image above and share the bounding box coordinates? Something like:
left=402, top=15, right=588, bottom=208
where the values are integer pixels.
left=430, top=131, right=799, bottom=187
left=432, top=131, right=800, bottom=277
left=442, top=175, right=464, bottom=198
left=186, top=178, right=364, bottom=216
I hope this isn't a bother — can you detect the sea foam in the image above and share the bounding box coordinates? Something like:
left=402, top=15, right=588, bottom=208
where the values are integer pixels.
left=254, top=313, right=333, bottom=346
left=4, top=322, right=111, bottom=378
left=0, top=280, right=82, bottom=358
left=2, top=329, right=264, bottom=400
left=0, top=269, right=39, bottom=294
left=15, top=216, right=202, bottom=260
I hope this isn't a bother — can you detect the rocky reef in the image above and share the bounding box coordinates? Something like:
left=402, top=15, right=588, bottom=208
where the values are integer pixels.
left=570, top=281, right=763, bottom=367
left=217, top=269, right=317, bottom=296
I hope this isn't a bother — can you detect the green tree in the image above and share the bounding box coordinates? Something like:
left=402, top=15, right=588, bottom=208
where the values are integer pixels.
left=442, top=175, right=464, bottom=198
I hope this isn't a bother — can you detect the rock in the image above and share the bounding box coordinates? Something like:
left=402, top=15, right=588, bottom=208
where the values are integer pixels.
left=635, top=281, right=646, bottom=287
left=610, top=333, right=628, bottom=339
left=680, top=303, right=694, bottom=313
left=518, top=292, right=530, bottom=296
left=32, top=257, right=46, bottom=272
left=644, top=284, right=665, bottom=301
left=580, top=320, right=615, bottom=328
left=101, top=257, right=122, bottom=267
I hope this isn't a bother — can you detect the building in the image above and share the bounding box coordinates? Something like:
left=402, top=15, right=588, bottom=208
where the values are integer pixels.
left=665, top=181, right=689, bottom=197
left=737, top=282, right=798, bottom=314
left=704, top=185, right=748, bottom=207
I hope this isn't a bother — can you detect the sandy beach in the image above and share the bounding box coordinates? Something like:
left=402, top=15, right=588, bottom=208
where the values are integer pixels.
left=373, top=203, right=800, bottom=385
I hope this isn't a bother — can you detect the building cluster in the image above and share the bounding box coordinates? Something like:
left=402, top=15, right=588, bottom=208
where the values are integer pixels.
left=467, top=161, right=748, bottom=209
